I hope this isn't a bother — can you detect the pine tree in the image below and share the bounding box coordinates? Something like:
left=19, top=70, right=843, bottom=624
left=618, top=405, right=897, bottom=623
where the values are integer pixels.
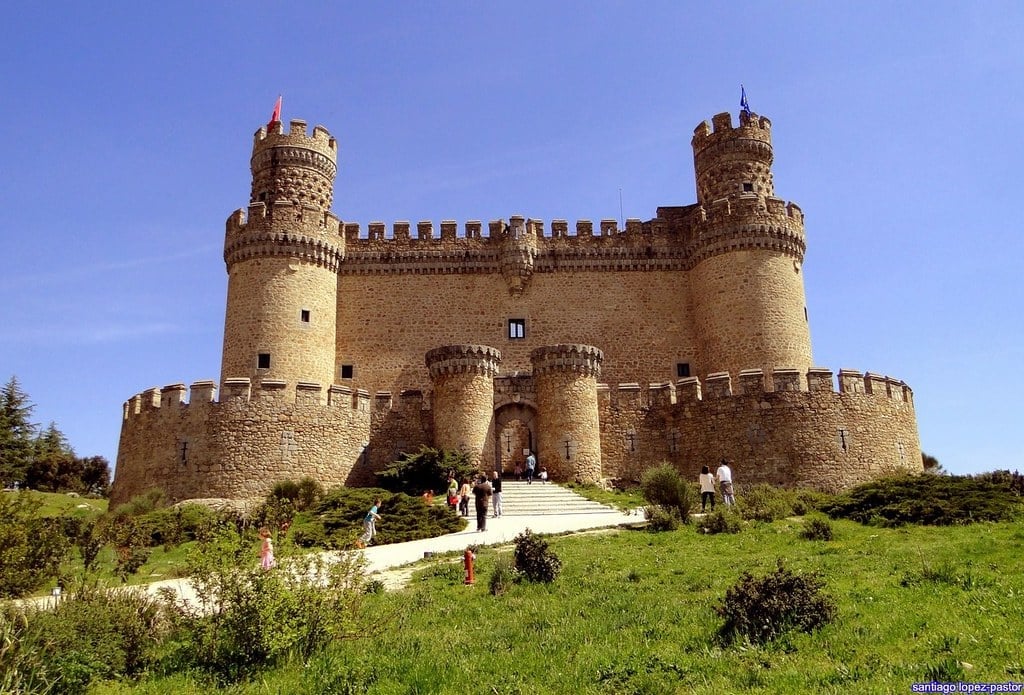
left=26, top=422, right=76, bottom=492
left=0, top=376, right=37, bottom=486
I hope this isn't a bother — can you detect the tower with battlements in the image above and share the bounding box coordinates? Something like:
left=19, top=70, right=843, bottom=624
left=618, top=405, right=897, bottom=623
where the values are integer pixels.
left=110, top=107, right=922, bottom=506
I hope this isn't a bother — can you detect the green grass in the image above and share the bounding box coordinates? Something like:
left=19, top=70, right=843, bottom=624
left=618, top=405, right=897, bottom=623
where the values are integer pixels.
left=93, top=517, right=1024, bottom=693
left=15, top=489, right=107, bottom=518
left=564, top=482, right=646, bottom=511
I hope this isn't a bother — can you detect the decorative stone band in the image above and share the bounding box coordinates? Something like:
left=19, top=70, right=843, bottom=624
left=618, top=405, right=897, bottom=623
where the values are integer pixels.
left=530, top=344, right=604, bottom=378
left=224, top=228, right=345, bottom=271
left=425, top=344, right=502, bottom=379
left=686, top=219, right=806, bottom=265
left=250, top=146, right=337, bottom=180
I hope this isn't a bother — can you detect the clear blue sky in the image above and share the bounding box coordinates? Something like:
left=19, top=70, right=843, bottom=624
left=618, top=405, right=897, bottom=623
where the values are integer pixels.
left=1, top=2, right=1021, bottom=477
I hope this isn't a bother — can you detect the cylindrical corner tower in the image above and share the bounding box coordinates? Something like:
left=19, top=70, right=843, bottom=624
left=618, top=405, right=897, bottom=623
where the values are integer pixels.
left=530, top=344, right=603, bottom=483
left=689, top=111, right=812, bottom=386
left=426, top=345, right=501, bottom=469
left=220, top=119, right=344, bottom=394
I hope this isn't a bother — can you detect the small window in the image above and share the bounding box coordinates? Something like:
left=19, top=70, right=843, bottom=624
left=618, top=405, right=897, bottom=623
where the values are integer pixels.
left=300, top=309, right=310, bottom=323
left=340, top=364, right=354, bottom=379
left=742, top=182, right=754, bottom=192
left=508, top=319, right=526, bottom=340
left=676, top=363, right=691, bottom=378
left=257, top=353, right=271, bottom=369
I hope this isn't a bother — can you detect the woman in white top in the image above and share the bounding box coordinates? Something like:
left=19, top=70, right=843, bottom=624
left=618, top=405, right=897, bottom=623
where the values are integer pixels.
left=699, top=465, right=716, bottom=512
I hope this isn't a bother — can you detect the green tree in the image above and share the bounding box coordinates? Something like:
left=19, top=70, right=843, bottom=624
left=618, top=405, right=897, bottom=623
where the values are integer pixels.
left=78, top=455, right=111, bottom=496
left=0, top=492, right=70, bottom=598
left=0, top=376, right=36, bottom=486
left=26, top=422, right=76, bottom=492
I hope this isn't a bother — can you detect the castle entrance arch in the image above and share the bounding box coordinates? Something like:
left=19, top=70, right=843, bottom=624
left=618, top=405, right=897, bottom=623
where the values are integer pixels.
left=493, top=403, right=536, bottom=475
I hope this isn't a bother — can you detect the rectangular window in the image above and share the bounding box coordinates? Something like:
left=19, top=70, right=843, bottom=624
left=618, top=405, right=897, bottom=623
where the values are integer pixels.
left=676, top=363, right=691, bottom=378
left=340, top=364, right=354, bottom=379
left=742, top=182, right=754, bottom=192
left=300, top=309, right=311, bottom=323
left=508, top=319, right=526, bottom=340
left=257, top=353, right=271, bottom=369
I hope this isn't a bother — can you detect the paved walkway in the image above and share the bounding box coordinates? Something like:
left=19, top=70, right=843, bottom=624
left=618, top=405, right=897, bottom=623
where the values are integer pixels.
left=135, top=502, right=644, bottom=605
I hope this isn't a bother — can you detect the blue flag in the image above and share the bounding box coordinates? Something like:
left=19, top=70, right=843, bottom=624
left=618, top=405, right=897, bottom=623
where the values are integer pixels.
left=740, top=85, right=750, bottom=115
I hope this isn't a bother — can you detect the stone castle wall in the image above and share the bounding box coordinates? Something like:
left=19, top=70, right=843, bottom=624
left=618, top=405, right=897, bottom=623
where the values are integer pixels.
left=596, top=368, right=922, bottom=493
left=111, top=379, right=371, bottom=505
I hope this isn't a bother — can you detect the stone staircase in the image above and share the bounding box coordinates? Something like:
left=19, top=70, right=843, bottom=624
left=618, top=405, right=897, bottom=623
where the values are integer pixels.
left=496, top=480, right=619, bottom=516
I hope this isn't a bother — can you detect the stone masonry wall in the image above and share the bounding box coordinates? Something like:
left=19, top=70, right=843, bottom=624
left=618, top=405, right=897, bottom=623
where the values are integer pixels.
left=597, top=368, right=921, bottom=493
left=110, top=380, right=371, bottom=505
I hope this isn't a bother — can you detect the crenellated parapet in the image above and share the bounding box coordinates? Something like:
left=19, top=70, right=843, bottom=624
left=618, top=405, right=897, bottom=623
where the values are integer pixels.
left=224, top=201, right=344, bottom=270
left=530, top=344, right=603, bottom=378
left=425, top=344, right=502, bottom=379
left=684, top=193, right=806, bottom=266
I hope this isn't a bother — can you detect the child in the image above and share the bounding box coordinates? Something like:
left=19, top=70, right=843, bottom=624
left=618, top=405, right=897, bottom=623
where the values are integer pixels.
left=357, top=498, right=382, bottom=548
left=259, top=527, right=275, bottom=570
left=539, top=467, right=548, bottom=484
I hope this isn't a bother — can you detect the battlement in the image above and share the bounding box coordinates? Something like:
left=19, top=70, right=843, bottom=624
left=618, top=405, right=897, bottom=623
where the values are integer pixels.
left=691, top=110, right=773, bottom=155
left=530, top=344, right=604, bottom=378
left=224, top=201, right=344, bottom=269
left=252, top=118, right=337, bottom=163
left=592, top=367, right=913, bottom=407
left=425, top=344, right=502, bottom=378
left=121, top=379, right=371, bottom=420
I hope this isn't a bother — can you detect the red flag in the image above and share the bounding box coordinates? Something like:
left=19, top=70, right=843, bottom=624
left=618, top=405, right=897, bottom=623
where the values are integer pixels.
left=268, top=95, right=282, bottom=125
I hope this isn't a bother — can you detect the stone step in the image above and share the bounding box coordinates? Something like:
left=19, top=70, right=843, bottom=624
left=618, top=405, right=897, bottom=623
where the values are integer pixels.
left=492, top=481, right=616, bottom=516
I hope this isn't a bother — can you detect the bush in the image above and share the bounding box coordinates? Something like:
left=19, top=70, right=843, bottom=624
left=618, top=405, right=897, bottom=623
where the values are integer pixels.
left=268, top=477, right=324, bottom=512
left=644, top=505, right=681, bottom=531
left=0, top=492, right=69, bottom=598
left=164, top=524, right=375, bottom=682
left=717, top=561, right=836, bottom=645
left=374, top=446, right=477, bottom=497
left=513, top=530, right=561, bottom=583
left=640, top=463, right=694, bottom=522
left=800, top=515, right=835, bottom=541
left=698, top=508, right=742, bottom=534
left=736, top=484, right=795, bottom=523
left=292, top=487, right=465, bottom=550
left=5, top=581, right=165, bottom=693
left=821, top=475, right=1021, bottom=526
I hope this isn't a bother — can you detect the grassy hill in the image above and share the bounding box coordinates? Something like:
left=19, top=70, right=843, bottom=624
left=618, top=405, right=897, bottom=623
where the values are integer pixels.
left=93, top=516, right=1024, bottom=694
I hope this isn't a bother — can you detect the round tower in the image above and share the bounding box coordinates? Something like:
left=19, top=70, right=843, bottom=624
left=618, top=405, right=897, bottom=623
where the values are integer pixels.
left=688, top=111, right=812, bottom=386
left=426, top=345, right=501, bottom=469
left=220, top=119, right=343, bottom=393
left=530, top=344, right=603, bottom=483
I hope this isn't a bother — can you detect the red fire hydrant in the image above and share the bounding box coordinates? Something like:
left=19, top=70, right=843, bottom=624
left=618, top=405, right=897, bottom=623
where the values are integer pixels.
left=464, top=547, right=476, bottom=585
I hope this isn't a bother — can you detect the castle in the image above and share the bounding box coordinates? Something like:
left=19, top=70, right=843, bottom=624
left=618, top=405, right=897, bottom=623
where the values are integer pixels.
left=110, top=108, right=922, bottom=505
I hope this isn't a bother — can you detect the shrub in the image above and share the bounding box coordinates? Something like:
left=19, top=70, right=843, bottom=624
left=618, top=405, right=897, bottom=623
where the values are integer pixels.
left=6, top=581, right=165, bottom=693
left=644, top=505, right=681, bottom=531
left=821, top=475, right=1021, bottom=526
left=698, top=508, right=742, bottom=534
left=268, top=477, right=324, bottom=512
left=640, top=463, right=694, bottom=522
left=717, top=561, right=836, bottom=645
left=164, top=524, right=375, bottom=682
left=800, top=515, right=835, bottom=541
left=374, top=446, right=477, bottom=497
left=490, top=556, right=516, bottom=596
left=513, top=530, right=561, bottom=583
left=737, top=484, right=794, bottom=522
left=293, top=487, right=464, bottom=550
left=0, top=492, right=69, bottom=598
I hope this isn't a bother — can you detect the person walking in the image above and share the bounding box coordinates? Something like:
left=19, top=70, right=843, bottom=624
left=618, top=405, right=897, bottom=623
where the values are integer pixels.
left=716, top=459, right=735, bottom=507
left=258, top=527, right=276, bottom=570
left=356, top=497, right=382, bottom=548
left=459, top=478, right=471, bottom=517
left=699, top=465, right=716, bottom=513
left=525, top=452, right=536, bottom=484
left=447, top=474, right=459, bottom=510
left=472, top=474, right=493, bottom=532
left=491, top=470, right=503, bottom=517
